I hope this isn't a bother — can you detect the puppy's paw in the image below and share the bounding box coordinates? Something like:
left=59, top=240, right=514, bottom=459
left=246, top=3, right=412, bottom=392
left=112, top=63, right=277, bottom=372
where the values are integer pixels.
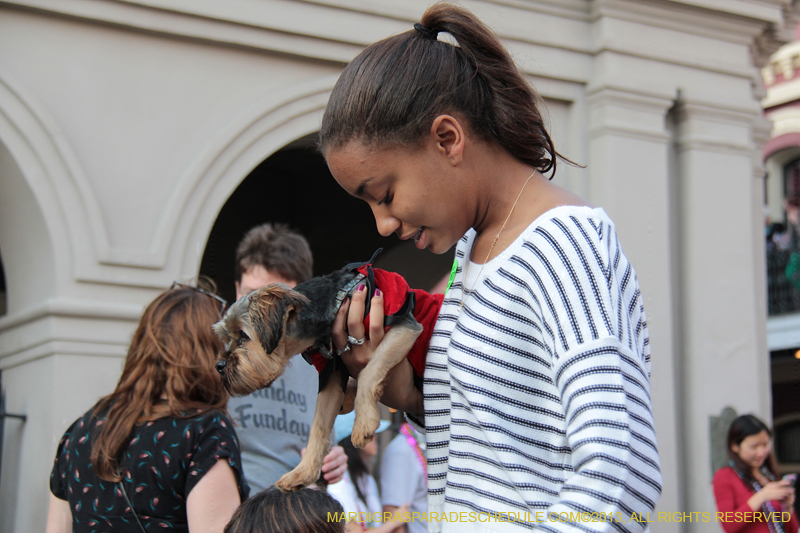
left=275, top=466, right=318, bottom=492
left=340, top=379, right=357, bottom=413
left=350, top=410, right=380, bottom=448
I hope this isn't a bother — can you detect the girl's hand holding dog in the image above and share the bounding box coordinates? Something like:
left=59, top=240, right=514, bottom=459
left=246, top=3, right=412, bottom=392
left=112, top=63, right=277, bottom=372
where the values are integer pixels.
left=332, top=285, right=423, bottom=417
left=334, top=284, right=386, bottom=376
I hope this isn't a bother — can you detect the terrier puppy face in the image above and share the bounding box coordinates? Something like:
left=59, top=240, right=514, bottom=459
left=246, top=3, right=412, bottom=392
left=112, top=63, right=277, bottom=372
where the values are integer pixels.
left=212, top=284, right=308, bottom=396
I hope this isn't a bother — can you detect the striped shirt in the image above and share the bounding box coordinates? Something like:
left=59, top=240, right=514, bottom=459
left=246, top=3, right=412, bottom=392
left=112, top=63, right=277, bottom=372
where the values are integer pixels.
left=408, top=206, right=661, bottom=533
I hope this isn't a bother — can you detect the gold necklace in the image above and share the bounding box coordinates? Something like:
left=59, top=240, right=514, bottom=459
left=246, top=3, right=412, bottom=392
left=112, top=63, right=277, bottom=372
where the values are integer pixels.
left=459, top=170, right=535, bottom=312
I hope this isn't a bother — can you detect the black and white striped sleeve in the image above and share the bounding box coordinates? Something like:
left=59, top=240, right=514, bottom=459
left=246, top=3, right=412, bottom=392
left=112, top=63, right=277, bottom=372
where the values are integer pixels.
left=526, top=216, right=662, bottom=533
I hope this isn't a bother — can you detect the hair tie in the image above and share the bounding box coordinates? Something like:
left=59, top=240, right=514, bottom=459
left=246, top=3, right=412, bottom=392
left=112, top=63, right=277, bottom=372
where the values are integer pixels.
left=414, top=23, right=439, bottom=40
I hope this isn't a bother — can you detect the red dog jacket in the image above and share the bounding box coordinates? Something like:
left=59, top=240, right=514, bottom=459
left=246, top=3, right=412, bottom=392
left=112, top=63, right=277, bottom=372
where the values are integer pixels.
left=306, top=266, right=443, bottom=379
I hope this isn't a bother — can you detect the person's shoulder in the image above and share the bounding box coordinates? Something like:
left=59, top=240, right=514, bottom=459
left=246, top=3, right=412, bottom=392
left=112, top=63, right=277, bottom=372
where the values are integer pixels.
left=197, top=408, right=236, bottom=427
left=523, top=205, right=612, bottom=244
left=54, top=407, right=100, bottom=458
left=713, top=466, right=736, bottom=485
left=505, top=205, right=614, bottom=274
left=383, top=433, right=411, bottom=457
left=68, top=406, right=103, bottom=435
left=382, top=432, right=424, bottom=474
left=179, top=408, right=238, bottom=437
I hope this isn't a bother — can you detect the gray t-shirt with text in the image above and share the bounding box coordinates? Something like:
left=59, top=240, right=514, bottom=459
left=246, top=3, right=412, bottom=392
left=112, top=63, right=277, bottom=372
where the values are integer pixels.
left=227, top=355, right=318, bottom=493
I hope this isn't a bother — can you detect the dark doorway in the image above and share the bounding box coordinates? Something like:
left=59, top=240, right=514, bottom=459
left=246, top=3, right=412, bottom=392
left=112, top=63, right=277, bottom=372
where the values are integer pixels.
left=199, top=137, right=454, bottom=304
left=770, top=346, right=800, bottom=509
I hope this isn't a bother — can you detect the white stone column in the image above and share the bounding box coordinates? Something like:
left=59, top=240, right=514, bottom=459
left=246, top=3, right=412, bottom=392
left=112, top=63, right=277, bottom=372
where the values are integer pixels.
left=587, top=86, right=682, bottom=532
left=672, top=101, right=771, bottom=522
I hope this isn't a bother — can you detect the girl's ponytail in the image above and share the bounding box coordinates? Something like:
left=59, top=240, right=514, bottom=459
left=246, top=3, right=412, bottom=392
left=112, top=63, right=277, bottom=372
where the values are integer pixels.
left=320, top=3, right=569, bottom=177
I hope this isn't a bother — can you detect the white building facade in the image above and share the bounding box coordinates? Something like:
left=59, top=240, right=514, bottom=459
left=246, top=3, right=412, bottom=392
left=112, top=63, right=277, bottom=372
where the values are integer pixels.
left=0, top=1, right=796, bottom=532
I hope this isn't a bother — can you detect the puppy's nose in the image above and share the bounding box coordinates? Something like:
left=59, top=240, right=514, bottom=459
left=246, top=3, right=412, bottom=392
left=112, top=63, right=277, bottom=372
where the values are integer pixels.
left=215, top=360, right=228, bottom=375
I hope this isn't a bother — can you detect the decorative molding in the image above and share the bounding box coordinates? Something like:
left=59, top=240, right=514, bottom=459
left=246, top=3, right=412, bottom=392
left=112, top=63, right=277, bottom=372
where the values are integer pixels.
left=589, top=0, right=794, bottom=84
left=0, top=68, right=103, bottom=281
left=671, top=100, right=762, bottom=155
left=0, top=339, right=129, bottom=370
left=0, top=297, right=143, bottom=332
left=476, top=0, right=590, bottom=20
left=0, top=1, right=593, bottom=290
left=763, top=73, right=800, bottom=107
left=0, top=0, right=371, bottom=63
left=0, top=297, right=141, bottom=369
left=97, top=75, right=336, bottom=270
left=592, top=0, right=786, bottom=45
left=760, top=41, right=800, bottom=87
left=750, top=0, right=800, bottom=68
left=0, top=0, right=596, bottom=62
left=586, top=87, right=674, bottom=142
left=590, top=0, right=795, bottom=96
left=0, top=67, right=339, bottom=286
left=295, top=0, right=592, bottom=24
left=157, top=74, right=340, bottom=279
left=676, top=0, right=791, bottom=24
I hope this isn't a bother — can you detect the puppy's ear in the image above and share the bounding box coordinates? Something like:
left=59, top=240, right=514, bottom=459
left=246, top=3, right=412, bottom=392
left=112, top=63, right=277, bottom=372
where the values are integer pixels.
left=249, top=284, right=309, bottom=354
left=212, top=320, right=228, bottom=342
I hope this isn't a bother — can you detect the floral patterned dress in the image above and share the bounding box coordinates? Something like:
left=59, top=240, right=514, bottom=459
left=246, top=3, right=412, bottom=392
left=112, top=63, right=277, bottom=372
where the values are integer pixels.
left=50, top=406, right=249, bottom=532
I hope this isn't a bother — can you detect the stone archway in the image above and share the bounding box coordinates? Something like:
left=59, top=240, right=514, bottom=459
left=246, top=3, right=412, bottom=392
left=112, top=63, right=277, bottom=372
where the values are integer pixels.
left=199, top=134, right=454, bottom=304
left=174, top=75, right=453, bottom=299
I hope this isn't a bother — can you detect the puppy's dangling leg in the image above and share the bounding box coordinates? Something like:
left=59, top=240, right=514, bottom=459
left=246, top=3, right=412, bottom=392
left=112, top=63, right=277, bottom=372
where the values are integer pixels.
left=340, top=377, right=358, bottom=414
left=275, top=368, right=346, bottom=492
left=351, top=319, right=422, bottom=448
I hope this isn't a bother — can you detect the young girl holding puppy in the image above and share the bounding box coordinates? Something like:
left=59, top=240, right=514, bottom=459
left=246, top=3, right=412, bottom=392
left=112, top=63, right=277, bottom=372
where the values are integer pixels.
left=322, top=4, right=662, bottom=532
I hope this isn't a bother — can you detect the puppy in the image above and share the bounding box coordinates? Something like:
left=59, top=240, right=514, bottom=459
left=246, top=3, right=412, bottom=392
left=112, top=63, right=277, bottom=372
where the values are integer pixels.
left=213, top=251, right=442, bottom=491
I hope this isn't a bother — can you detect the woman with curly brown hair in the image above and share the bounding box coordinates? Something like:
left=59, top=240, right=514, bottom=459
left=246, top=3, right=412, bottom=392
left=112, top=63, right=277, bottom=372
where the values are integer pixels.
left=46, top=282, right=249, bottom=533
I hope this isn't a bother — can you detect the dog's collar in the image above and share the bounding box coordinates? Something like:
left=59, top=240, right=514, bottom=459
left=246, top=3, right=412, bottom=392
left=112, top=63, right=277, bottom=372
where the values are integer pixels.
left=335, top=273, right=366, bottom=317
left=312, top=272, right=367, bottom=360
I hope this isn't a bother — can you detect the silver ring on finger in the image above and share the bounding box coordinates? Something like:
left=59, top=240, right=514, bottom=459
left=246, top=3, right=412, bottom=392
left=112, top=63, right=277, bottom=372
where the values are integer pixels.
left=336, top=344, right=351, bottom=355
left=347, top=335, right=366, bottom=346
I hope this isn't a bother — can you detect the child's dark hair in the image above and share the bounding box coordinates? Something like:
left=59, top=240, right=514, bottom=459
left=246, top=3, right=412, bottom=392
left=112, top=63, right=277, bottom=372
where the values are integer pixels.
left=339, top=436, right=370, bottom=506
left=223, top=487, right=345, bottom=533
left=726, top=414, right=778, bottom=480
left=319, top=3, right=570, bottom=177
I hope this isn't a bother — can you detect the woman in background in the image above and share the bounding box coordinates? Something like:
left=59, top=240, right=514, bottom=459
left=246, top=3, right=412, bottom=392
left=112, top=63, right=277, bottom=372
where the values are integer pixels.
left=328, top=412, right=407, bottom=533
left=46, top=282, right=249, bottom=533
left=713, top=414, right=797, bottom=533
